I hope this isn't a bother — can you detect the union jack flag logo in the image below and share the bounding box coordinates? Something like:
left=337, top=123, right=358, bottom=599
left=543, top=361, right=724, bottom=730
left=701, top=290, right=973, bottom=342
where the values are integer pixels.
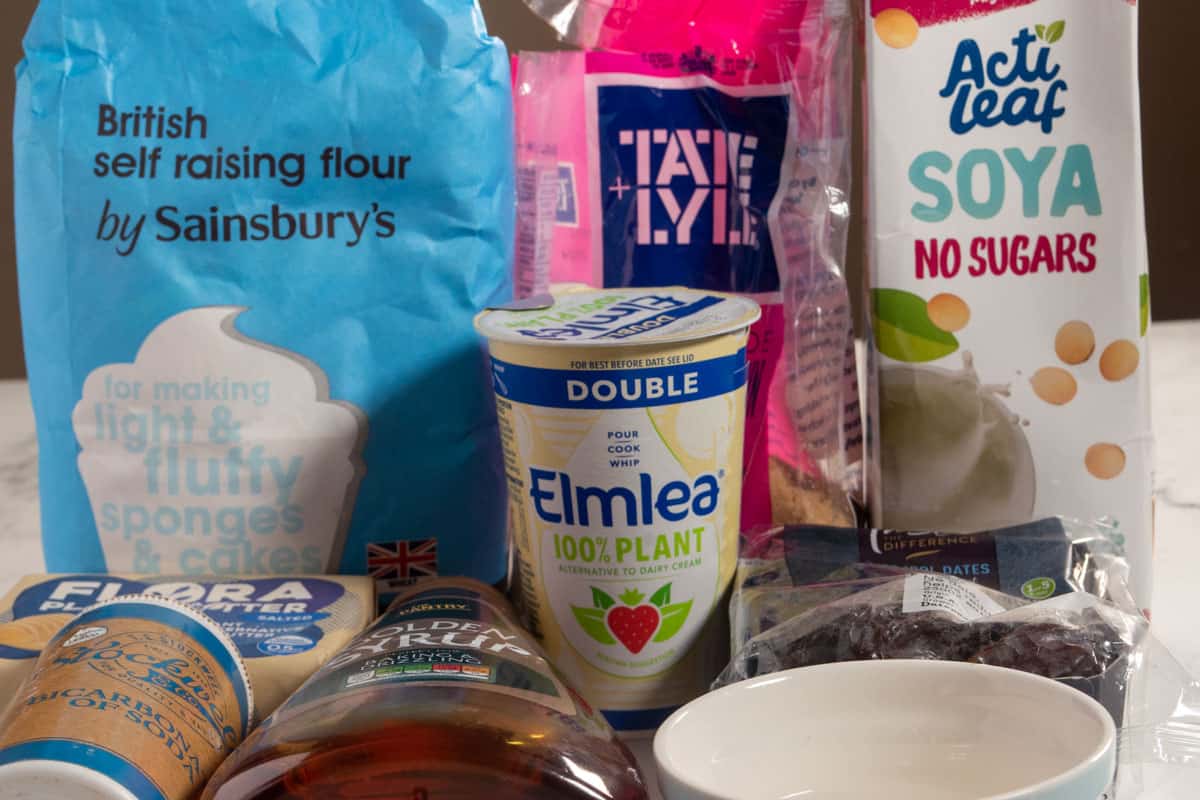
left=367, top=538, right=439, bottom=591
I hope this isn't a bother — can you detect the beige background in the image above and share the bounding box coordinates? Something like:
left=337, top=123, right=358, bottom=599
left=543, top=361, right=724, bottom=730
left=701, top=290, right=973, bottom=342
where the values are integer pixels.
left=0, top=1, right=1194, bottom=379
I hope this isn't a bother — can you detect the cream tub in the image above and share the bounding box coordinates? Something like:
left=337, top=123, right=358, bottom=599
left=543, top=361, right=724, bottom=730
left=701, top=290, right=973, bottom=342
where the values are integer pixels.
left=476, top=288, right=760, bottom=734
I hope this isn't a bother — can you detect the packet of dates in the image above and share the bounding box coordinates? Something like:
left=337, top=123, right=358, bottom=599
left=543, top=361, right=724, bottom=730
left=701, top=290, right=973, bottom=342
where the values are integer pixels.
left=514, top=0, right=862, bottom=531
left=719, top=520, right=1200, bottom=796
left=729, top=516, right=1130, bottom=650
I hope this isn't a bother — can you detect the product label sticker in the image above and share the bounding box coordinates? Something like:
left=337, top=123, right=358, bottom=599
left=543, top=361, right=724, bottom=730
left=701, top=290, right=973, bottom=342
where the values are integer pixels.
left=859, top=529, right=1001, bottom=586
left=478, top=288, right=759, bottom=345
left=557, top=163, right=580, bottom=227
left=1026, top=591, right=1100, bottom=614
left=781, top=518, right=1079, bottom=600
left=2, top=575, right=349, bottom=660
left=509, top=351, right=741, bottom=681
left=282, top=587, right=575, bottom=718
left=901, top=573, right=1005, bottom=621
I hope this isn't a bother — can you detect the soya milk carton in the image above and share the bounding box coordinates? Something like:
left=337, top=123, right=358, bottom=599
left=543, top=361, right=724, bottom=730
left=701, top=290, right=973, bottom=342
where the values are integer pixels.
left=864, top=0, right=1152, bottom=607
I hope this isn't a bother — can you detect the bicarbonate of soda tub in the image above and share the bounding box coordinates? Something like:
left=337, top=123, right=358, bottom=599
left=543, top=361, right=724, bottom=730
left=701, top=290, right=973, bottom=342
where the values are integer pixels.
left=476, top=288, right=760, bottom=734
left=865, top=0, right=1153, bottom=608
left=0, top=596, right=253, bottom=800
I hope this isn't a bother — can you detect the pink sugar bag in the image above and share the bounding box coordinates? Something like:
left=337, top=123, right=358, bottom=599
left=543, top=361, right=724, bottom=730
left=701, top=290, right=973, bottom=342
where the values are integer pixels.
left=515, top=0, right=862, bottom=530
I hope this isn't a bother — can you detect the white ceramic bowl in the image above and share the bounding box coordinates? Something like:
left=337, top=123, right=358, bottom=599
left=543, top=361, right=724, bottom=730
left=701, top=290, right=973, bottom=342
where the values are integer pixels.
left=654, top=660, right=1116, bottom=800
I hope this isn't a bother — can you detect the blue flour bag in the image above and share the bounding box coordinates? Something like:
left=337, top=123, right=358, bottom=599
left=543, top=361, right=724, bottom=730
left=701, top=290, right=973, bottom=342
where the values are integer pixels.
left=14, top=0, right=514, bottom=592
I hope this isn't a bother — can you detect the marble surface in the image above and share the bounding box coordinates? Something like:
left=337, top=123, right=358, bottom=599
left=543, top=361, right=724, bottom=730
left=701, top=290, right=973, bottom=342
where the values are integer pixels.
left=0, top=320, right=1197, bottom=797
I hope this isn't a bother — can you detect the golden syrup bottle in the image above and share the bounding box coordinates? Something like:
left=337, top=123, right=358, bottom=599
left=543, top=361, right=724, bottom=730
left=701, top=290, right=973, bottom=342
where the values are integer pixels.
left=202, top=578, right=649, bottom=800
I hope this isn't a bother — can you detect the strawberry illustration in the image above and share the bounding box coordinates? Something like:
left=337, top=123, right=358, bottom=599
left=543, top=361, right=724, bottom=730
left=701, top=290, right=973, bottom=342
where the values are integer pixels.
left=571, top=583, right=693, bottom=655
left=606, top=590, right=660, bottom=654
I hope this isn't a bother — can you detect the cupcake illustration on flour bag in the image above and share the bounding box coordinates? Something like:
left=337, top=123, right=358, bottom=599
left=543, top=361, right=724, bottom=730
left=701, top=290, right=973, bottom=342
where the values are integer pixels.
left=14, top=0, right=514, bottom=589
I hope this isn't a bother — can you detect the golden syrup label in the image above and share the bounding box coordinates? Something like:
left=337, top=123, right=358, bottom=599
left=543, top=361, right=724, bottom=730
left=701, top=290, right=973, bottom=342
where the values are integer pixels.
left=0, top=600, right=249, bottom=800
left=476, top=289, right=759, bottom=732
left=272, top=585, right=578, bottom=723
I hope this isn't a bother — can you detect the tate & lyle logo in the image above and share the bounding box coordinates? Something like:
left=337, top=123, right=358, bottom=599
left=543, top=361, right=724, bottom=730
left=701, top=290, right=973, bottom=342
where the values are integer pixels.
left=594, top=83, right=789, bottom=292
left=940, top=21, right=1068, bottom=135
left=610, top=127, right=762, bottom=248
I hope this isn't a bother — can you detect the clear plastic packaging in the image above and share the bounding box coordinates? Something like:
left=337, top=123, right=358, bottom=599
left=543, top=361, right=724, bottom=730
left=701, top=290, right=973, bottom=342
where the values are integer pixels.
left=720, top=520, right=1200, bottom=797
left=721, top=575, right=1135, bottom=722
left=1116, top=641, right=1200, bottom=797
left=515, top=0, right=862, bottom=531
left=730, top=516, right=1132, bottom=652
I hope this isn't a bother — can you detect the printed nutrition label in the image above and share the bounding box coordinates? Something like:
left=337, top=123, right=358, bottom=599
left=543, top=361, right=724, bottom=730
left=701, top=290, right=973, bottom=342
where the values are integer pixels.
left=901, top=573, right=1005, bottom=622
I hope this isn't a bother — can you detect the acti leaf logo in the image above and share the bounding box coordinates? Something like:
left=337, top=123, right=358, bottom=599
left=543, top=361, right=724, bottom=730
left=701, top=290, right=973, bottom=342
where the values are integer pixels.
left=571, top=583, right=693, bottom=654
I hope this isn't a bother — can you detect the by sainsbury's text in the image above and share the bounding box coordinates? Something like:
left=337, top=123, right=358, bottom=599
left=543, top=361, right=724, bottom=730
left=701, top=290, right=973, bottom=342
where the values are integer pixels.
left=91, top=104, right=412, bottom=256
